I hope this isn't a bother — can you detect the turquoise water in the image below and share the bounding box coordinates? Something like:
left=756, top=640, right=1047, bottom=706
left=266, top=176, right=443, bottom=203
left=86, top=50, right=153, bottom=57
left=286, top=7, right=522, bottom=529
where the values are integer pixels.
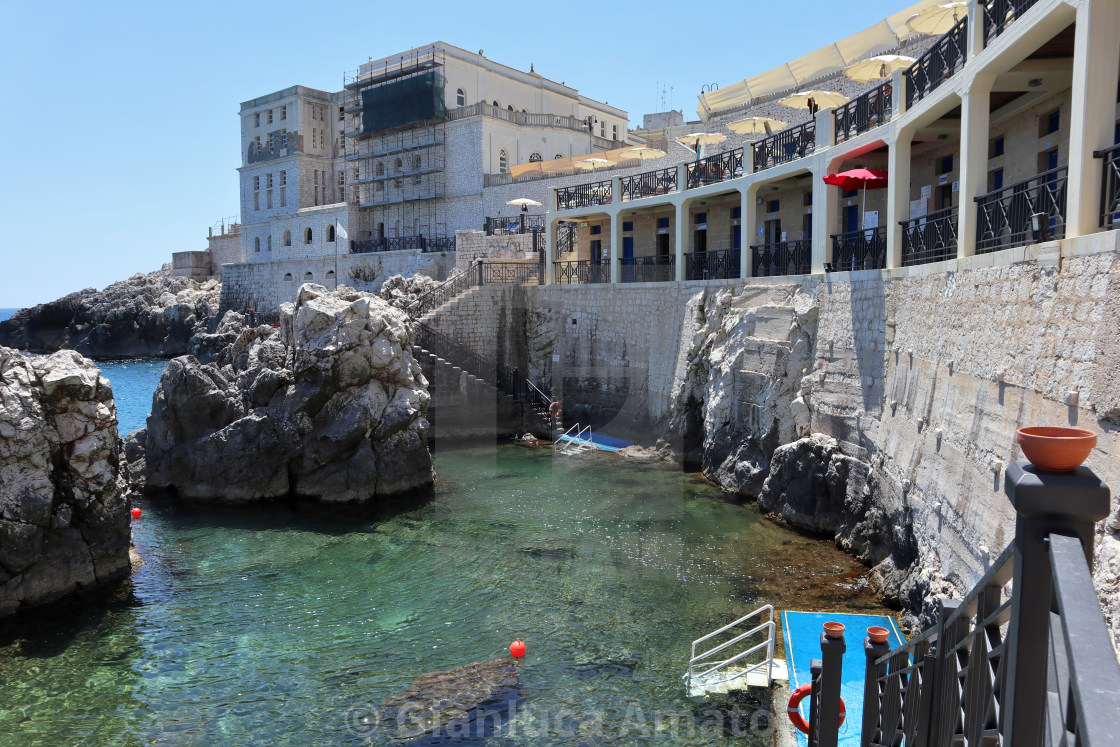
left=0, top=360, right=891, bottom=745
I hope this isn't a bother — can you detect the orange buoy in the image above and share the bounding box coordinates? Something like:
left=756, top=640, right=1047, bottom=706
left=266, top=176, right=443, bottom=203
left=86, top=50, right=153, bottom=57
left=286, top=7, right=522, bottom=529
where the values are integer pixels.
left=131, top=507, right=142, bottom=520
left=787, top=683, right=845, bottom=734
left=510, top=638, right=526, bottom=658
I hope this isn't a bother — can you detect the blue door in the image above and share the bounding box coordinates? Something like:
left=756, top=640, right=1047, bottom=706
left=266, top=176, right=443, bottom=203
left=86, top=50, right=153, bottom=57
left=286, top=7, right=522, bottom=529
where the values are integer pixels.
left=844, top=205, right=859, bottom=235
left=623, top=236, right=634, bottom=260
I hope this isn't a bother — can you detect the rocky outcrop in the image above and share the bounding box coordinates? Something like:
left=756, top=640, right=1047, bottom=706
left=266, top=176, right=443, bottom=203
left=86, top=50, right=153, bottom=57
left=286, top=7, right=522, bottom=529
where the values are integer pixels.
left=0, top=347, right=130, bottom=617
left=0, top=266, right=220, bottom=359
left=379, top=273, right=438, bottom=313
left=129, top=284, right=432, bottom=503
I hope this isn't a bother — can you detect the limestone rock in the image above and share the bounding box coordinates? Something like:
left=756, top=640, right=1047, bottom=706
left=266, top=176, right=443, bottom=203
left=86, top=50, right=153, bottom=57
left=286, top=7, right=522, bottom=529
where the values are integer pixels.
left=378, top=273, right=438, bottom=312
left=0, top=347, right=130, bottom=617
left=130, top=284, right=433, bottom=503
left=0, top=266, right=220, bottom=359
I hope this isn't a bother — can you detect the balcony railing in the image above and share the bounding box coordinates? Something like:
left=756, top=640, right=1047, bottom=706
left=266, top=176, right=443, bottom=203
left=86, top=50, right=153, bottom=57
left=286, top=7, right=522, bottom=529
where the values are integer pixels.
left=834, top=81, right=893, bottom=144
left=553, top=259, right=609, bottom=285
left=685, top=247, right=741, bottom=280
left=685, top=148, right=744, bottom=189
left=905, top=16, right=968, bottom=108
left=750, top=239, right=812, bottom=277
left=444, top=102, right=616, bottom=150
left=557, top=222, right=578, bottom=255
left=831, top=226, right=887, bottom=271
left=752, top=120, right=816, bottom=172
left=556, top=179, right=612, bottom=211
left=976, top=165, right=1067, bottom=253
left=484, top=214, right=545, bottom=235
left=620, top=165, right=678, bottom=201
left=984, top=0, right=1039, bottom=44
left=1094, top=142, right=1120, bottom=230
left=620, top=255, right=675, bottom=283
left=352, top=235, right=455, bottom=254
left=901, top=205, right=958, bottom=265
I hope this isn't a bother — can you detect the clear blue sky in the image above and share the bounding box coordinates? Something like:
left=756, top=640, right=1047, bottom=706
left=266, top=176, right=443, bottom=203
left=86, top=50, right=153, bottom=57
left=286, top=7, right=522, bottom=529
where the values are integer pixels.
left=0, top=0, right=911, bottom=308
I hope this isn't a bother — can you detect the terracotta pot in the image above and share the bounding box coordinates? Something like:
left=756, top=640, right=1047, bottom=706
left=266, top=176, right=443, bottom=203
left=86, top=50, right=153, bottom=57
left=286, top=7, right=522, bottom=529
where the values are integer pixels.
left=823, top=621, right=846, bottom=639
left=1016, top=426, right=1097, bottom=472
left=867, top=626, right=889, bottom=644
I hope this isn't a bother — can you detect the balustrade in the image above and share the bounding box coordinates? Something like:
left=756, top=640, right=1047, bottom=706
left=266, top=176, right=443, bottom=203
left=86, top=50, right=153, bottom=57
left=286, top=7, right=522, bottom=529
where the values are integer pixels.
left=975, top=166, right=1067, bottom=253
left=904, top=17, right=968, bottom=108
left=553, top=259, right=610, bottom=285
left=834, top=82, right=892, bottom=144
left=984, top=0, right=1039, bottom=43
left=620, top=255, right=675, bottom=283
left=684, top=247, right=740, bottom=280
left=620, top=166, right=678, bottom=201
left=752, top=120, right=815, bottom=172
left=685, top=149, right=744, bottom=189
left=750, top=240, right=812, bottom=276
left=556, top=180, right=612, bottom=210
left=830, top=227, right=887, bottom=271
left=900, top=205, right=958, bottom=265
left=1094, top=143, right=1120, bottom=229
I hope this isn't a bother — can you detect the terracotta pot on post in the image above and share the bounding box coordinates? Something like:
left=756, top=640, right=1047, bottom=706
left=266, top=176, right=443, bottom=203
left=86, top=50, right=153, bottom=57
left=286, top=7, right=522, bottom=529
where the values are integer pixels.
left=867, top=626, right=889, bottom=644
left=1015, top=427, right=1097, bottom=472
left=823, top=621, right=846, bottom=639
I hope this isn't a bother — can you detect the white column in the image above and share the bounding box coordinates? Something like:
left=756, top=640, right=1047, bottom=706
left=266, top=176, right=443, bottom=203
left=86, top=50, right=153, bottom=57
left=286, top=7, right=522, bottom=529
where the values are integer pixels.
left=890, top=67, right=907, bottom=121
left=1065, top=0, right=1120, bottom=238
left=741, top=184, right=759, bottom=278
left=674, top=200, right=687, bottom=281
left=886, top=134, right=912, bottom=269
left=966, top=0, right=984, bottom=61
left=957, top=75, right=993, bottom=259
left=544, top=191, right=556, bottom=285
left=811, top=170, right=836, bottom=273
left=609, top=209, right=621, bottom=284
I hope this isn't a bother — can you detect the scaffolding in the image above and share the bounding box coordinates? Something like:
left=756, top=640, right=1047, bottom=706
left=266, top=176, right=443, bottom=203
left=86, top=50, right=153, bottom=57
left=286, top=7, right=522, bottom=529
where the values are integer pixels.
left=342, top=46, right=450, bottom=243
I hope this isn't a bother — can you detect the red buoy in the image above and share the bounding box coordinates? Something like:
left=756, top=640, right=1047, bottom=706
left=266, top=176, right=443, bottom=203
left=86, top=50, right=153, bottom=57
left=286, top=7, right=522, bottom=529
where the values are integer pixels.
left=131, top=507, right=142, bottom=520
left=510, top=638, right=526, bottom=658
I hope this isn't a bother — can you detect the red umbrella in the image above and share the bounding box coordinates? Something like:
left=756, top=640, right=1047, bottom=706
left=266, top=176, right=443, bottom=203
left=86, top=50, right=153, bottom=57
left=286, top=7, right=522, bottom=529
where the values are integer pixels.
left=822, top=168, right=888, bottom=191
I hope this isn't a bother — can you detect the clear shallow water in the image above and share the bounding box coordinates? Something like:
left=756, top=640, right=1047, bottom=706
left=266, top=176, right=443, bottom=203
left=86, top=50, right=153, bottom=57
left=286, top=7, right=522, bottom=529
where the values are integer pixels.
left=0, top=361, right=889, bottom=745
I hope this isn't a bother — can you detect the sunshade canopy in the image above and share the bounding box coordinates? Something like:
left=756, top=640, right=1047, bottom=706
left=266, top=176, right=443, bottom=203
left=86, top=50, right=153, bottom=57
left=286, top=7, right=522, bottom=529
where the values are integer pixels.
left=778, top=91, right=851, bottom=110
left=618, top=146, right=668, bottom=160
left=674, top=132, right=728, bottom=146
left=843, top=54, right=917, bottom=83
left=506, top=198, right=542, bottom=207
left=905, top=2, right=968, bottom=35
left=726, top=116, right=789, bottom=135
left=822, top=168, right=889, bottom=190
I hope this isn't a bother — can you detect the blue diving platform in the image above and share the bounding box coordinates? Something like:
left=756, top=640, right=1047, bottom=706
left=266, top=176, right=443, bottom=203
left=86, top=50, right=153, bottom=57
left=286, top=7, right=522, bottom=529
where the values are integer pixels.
left=781, top=610, right=906, bottom=747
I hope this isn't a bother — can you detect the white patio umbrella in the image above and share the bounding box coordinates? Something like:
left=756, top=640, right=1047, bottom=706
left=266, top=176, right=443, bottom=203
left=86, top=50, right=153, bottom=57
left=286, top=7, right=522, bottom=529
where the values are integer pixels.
left=905, top=2, right=968, bottom=35
left=778, top=91, right=851, bottom=111
left=506, top=198, right=542, bottom=208
left=843, top=54, right=917, bottom=83
left=726, top=116, right=788, bottom=136
left=571, top=157, right=612, bottom=171
left=674, top=132, right=727, bottom=159
left=618, top=146, right=668, bottom=161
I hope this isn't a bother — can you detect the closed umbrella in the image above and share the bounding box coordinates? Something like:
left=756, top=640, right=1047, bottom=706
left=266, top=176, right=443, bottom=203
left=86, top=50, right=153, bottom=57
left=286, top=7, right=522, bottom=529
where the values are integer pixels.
left=726, top=116, right=788, bottom=136
left=778, top=91, right=850, bottom=115
left=905, top=2, right=968, bottom=35
left=572, top=157, right=612, bottom=171
left=843, top=54, right=917, bottom=83
left=674, top=132, right=727, bottom=159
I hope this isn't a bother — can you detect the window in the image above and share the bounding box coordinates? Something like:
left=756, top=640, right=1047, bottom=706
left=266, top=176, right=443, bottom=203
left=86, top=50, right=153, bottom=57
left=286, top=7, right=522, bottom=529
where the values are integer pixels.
left=657, top=217, right=670, bottom=228
left=280, top=188, right=286, bottom=207
left=254, top=237, right=260, bottom=252
left=508, top=105, right=514, bottom=111
left=842, top=188, right=859, bottom=198
left=284, top=273, right=293, bottom=281
left=254, top=136, right=261, bottom=154
left=326, top=270, right=336, bottom=281
left=493, top=100, right=500, bottom=107
left=803, top=191, right=813, bottom=206
left=1045, top=110, right=1060, bottom=135
left=991, top=136, right=1005, bottom=158
left=304, top=228, right=313, bottom=244
left=600, top=121, right=605, bottom=137
left=338, top=106, right=344, bottom=121
left=279, top=171, right=287, bottom=186
left=732, top=207, right=741, bottom=219
left=529, top=153, right=542, bottom=162
left=267, top=173, right=273, bottom=188
left=253, top=176, right=260, bottom=191
left=267, top=133, right=274, bottom=151
left=267, top=235, right=272, bottom=251
left=394, top=158, right=402, bottom=173
left=267, top=109, right=273, bottom=124
left=254, top=112, right=260, bottom=127
left=281, top=131, right=288, bottom=149
left=253, top=193, right=259, bottom=210
left=499, top=149, right=508, bottom=173
left=456, top=88, right=466, bottom=107
left=766, top=200, right=779, bottom=213
left=266, top=190, right=272, bottom=209
left=375, top=162, right=385, bottom=177
left=622, top=221, right=633, bottom=232
left=590, top=225, right=602, bottom=235
left=284, top=229, right=291, bottom=246
left=938, top=155, right=953, bottom=174
left=413, top=155, right=422, bottom=170
left=339, top=172, right=345, bottom=186
left=989, top=169, right=1003, bottom=191
left=612, top=124, right=618, bottom=140
left=695, top=212, right=707, bottom=223
left=327, top=225, right=335, bottom=242
left=304, top=272, right=314, bottom=281
left=312, top=129, right=317, bottom=148
left=280, top=105, right=287, bottom=121
left=554, top=154, right=565, bottom=160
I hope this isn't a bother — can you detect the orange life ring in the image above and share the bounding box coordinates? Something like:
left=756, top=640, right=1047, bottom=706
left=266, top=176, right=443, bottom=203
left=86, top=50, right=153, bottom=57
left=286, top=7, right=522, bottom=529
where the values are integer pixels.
left=787, top=683, right=845, bottom=734
left=548, top=401, right=562, bottom=418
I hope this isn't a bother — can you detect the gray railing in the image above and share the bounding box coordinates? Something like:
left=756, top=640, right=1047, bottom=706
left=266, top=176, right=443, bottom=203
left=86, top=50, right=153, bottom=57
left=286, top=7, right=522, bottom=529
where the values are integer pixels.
left=751, top=239, right=812, bottom=277
left=685, top=247, right=740, bottom=280
left=860, top=462, right=1118, bottom=747
left=352, top=235, right=454, bottom=254
left=905, top=16, right=968, bottom=108
left=484, top=214, right=545, bottom=235
left=407, top=260, right=537, bottom=318
left=984, top=0, right=1039, bottom=44
left=556, top=179, right=612, bottom=211
left=830, top=227, right=886, bottom=272
left=620, top=165, right=678, bottom=201
left=620, top=255, right=675, bottom=283
left=976, top=166, right=1067, bottom=253
left=752, top=120, right=816, bottom=172
left=1094, top=142, right=1120, bottom=230
left=556, top=222, right=578, bottom=255
left=553, top=259, right=609, bottom=285
left=686, top=148, right=744, bottom=189
left=835, top=81, right=893, bottom=144
left=901, top=205, right=958, bottom=266
left=444, top=102, right=615, bottom=149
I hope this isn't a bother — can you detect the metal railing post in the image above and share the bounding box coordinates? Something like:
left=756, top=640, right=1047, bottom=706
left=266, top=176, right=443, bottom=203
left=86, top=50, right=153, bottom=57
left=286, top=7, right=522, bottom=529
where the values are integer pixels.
left=809, top=659, right=823, bottom=747
left=1002, top=461, right=1111, bottom=746
left=860, top=634, right=892, bottom=746
left=817, top=629, right=845, bottom=747
left=476, top=258, right=484, bottom=287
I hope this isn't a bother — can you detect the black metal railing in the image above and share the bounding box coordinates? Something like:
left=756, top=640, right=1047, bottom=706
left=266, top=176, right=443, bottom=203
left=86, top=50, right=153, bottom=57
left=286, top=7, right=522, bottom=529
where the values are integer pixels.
left=685, top=148, right=744, bottom=189
left=900, top=205, right=958, bottom=266
left=556, top=222, right=578, bottom=255
left=752, top=120, right=816, bottom=172
left=406, top=260, right=537, bottom=319
left=556, top=179, right=612, bottom=210
left=484, top=215, right=545, bottom=235
left=975, top=166, right=1067, bottom=253
left=1094, top=142, right=1120, bottom=229
left=352, top=235, right=455, bottom=254
left=835, top=81, right=893, bottom=144
left=905, top=17, right=968, bottom=108
left=620, top=255, right=675, bottom=283
left=750, top=239, right=812, bottom=276
left=984, top=0, right=1038, bottom=44
left=620, top=165, right=678, bottom=201
left=480, top=261, right=540, bottom=285
left=684, top=247, right=740, bottom=280
left=831, top=227, right=887, bottom=272
left=553, top=259, right=609, bottom=285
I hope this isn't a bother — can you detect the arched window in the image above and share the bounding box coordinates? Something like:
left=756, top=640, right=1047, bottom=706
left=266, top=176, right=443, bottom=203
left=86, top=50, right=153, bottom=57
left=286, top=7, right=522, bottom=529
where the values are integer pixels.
left=413, top=155, right=422, bottom=170
left=529, top=153, right=542, bottom=162
left=304, top=227, right=312, bottom=244
left=326, top=270, right=336, bottom=280
left=283, top=273, right=293, bottom=281
left=375, top=162, right=385, bottom=177
left=394, top=158, right=402, bottom=173
left=327, top=225, right=335, bottom=242
left=508, top=105, right=514, bottom=111
left=554, top=154, right=565, bottom=160
left=283, top=229, right=291, bottom=246
left=304, top=271, right=314, bottom=281
left=456, top=88, right=466, bottom=107
left=499, top=149, right=508, bottom=174
left=254, top=237, right=260, bottom=252
left=492, top=100, right=500, bottom=107
left=377, top=222, right=385, bottom=238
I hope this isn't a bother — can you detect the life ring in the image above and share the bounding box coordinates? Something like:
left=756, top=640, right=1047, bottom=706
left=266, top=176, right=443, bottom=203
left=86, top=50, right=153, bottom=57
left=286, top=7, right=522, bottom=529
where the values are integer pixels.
left=787, top=683, right=845, bottom=734
left=548, top=401, right=562, bottom=418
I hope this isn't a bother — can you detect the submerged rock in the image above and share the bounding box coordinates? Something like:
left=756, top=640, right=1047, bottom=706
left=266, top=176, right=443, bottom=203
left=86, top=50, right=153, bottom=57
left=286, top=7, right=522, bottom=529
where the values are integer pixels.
left=0, top=266, right=220, bottom=359
left=0, top=347, right=130, bottom=617
left=130, top=284, right=432, bottom=503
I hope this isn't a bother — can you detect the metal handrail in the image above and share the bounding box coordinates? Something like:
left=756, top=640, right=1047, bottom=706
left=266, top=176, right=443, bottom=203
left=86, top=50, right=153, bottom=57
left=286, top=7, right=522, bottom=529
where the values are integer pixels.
left=692, top=633, right=776, bottom=682
left=687, top=604, right=776, bottom=691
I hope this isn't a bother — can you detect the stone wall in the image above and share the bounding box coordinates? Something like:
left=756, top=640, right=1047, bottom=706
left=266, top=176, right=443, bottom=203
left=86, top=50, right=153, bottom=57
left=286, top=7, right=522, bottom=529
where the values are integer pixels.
left=454, top=231, right=537, bottom=272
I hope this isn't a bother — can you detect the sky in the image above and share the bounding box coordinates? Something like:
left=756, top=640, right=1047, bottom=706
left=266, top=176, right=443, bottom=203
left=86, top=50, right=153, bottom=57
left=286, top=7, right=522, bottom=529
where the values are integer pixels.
left=0, top=0, right=912, bottom=308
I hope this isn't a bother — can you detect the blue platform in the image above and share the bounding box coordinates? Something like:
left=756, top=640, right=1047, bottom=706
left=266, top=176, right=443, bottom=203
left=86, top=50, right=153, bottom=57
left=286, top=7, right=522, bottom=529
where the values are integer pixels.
left=556, top=432, right=633, bottom=452
left=781, top=611, right=906, bottom=747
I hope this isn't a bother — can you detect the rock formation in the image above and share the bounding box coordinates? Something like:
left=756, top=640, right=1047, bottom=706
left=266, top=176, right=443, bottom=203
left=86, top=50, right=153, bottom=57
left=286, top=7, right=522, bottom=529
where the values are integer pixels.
left=129, top=284, right=433, bottom=503
left=0, top=266, right=220, bottom=359
left=0, top=347, right=131, bottom=617
left=379, top=273, right=438, bottom=313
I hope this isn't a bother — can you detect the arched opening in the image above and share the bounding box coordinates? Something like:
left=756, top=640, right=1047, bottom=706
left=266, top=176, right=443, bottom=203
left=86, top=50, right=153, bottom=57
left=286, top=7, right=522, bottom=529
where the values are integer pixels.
left=554, top=154, right=565, bottom=161
left=529, top=153, right=542, bottom=162
left=498, top=149, right=508, bottom=174
left=304, top=227, right=312, bottom=244
left=413, top=155, right=422, bottom=170
left=283, top=229, right=291, bottom=246
left=326, top=270, right=336, bottom=280
left=394, top=158, right=402, bottom=173
left=327, top=225, right=335, bottom=242
left=376, top=162, right=385, bottom=177
left=456, top=88, right=465, bottom=107
left=254, top=237, right=260, bottom=252
left=492, top=100, right=500, bottom=108
left=304, top=271, right=314, bottom=281
left=507, top=105, right=514, bottom=111
left=283, top=273, right=293, bottom=281
left=377, top=222, right=385, bottom=239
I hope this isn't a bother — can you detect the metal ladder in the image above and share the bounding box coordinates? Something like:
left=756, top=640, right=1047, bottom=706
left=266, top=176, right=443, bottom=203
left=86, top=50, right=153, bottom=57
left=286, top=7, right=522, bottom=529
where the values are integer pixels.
left=554, top=423, right=593, bottom=453
left=686, top=604, right=777, bottom=697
